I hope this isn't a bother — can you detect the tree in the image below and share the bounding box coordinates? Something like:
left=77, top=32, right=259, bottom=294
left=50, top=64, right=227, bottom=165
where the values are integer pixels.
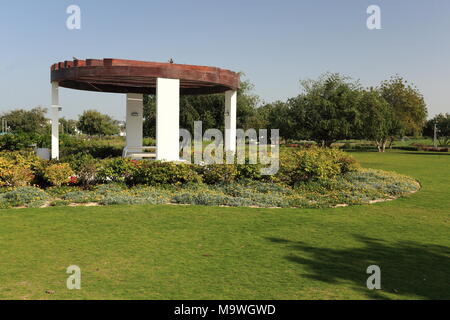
left=358, top=89, right=398, bottom=152
left=143, top=95, right=156, bottom=138
left=77, top=110, right=119, bottom=136
left=59, top=118, right=78, bottom=135
left=287, top=73, right=362, bottom=146
left=142, top=79, right=260, bottom=137
left=424, top=113, right=450, bottom=146
left=1, top=107, right=48, bottom=134
left=258, top=101, right=292, bottom=139
left=379, top=76, right=428, bottom=137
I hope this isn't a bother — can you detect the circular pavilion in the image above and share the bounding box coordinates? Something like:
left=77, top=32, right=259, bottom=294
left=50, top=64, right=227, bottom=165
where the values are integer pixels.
left=50, top=58, right=240, bottom=160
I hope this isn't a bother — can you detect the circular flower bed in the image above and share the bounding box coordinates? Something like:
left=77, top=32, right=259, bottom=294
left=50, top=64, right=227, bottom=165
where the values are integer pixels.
left=0, top=148, right=420, bottom=209
left=0, top=168, right=419, bottom=209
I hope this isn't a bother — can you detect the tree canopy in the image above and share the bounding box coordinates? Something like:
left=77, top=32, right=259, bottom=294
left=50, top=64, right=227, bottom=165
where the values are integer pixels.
left=424, top=113, right=450, bottom=146
left=143, top=79, right=261, bottom=138
left=379, top=76, right=428, bottom=137
left=77, top=110, right=119, bottom=136
left=1, top=107, right=48, bottom=134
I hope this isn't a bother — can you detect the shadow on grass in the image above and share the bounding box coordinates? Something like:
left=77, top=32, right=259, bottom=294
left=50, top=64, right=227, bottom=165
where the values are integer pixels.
left=266, top=235, right=450, bottom=299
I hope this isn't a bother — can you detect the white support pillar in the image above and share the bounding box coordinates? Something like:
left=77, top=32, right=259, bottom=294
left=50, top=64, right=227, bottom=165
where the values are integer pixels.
left=126, top=93, right=144, bottom=149
left=225, top=90, right=237, bottom=153
left=51, top=81, right=60, bottom=160
left=156, top=78, right=180, bottom=161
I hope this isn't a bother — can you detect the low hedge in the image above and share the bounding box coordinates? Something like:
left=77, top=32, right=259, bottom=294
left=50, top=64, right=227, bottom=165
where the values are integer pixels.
left=0, top=147, right=361, bottom=190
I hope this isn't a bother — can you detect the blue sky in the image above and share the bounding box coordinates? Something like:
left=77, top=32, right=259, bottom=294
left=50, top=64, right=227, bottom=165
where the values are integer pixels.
left=0, top=0, right=449, bottom=120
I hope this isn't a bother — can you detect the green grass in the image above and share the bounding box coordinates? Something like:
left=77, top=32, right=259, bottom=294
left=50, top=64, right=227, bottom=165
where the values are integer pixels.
left=0, top=150, right=448, bottom=300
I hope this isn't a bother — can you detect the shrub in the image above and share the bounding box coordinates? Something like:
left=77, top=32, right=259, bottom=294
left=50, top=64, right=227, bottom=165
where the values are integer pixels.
left=60, top=136, right=123, bottom=159
left=236, top=163, right=262, bottom=181
left=336, top=153, right=360, bottom=173
left=43, top=163, right=74, bottom=187
left=97, top=158, right=137, bottom=183
left=199, top=164, right=238, bottom=185
left=0, top=151, right=41, bottom=169
left=62, top=152, right=96, bottom=172
left=0, top=133, right=39, bottom=151
left=77, top=161, right=100, bottom=187
left=130, top=161, right=202, bottom=186
left=278, top=147, right=359, bottom=185
left=0, top=157, right=35, bottom=187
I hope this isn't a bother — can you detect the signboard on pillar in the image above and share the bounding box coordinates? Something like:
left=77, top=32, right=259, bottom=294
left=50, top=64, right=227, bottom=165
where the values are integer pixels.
left=126, top=93, right=144, bottom=148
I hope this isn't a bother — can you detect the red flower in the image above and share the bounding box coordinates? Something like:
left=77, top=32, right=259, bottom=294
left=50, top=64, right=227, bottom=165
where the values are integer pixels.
left=69, top=176, right=78, bottom=184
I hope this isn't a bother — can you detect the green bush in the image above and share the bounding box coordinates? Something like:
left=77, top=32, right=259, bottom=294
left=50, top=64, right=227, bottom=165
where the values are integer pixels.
left=278, top=147, right=359, bottom=185
left=236, top=163, right=262, bottom=180
left=62, top=152, right=96, bottom=172
left=199, top=164, right=238, bottom=185
left=59, top=136, right=123, bottom=159
left=336, top=153, right=360, bottom=173
left=43, top=163, right=74, bottom=187
left=97, top=158, right=137, bottom=183
left=130, top=161, right=202, bottom=186
left=0, top=133, right=40, bottom=151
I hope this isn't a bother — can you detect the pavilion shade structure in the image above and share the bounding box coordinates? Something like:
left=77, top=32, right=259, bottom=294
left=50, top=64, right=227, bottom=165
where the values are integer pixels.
left=51, top=58, right=240, bottom=95
left=50, top=58, right=240, bottom=161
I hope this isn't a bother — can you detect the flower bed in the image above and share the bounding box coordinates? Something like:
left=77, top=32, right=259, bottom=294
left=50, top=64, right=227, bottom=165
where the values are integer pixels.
left=0, top=169, right=419, bottom=209
left=0, top=148, right=420, bottom=209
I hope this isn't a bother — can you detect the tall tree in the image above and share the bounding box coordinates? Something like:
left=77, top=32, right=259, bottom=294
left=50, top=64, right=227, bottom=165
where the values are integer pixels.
left=77, top=110, right=119, bottom=136
left=379, top=76, right=428, bottom=137
left=288, top=73, right=362, bottom=146
left=358, top=89, right=398, bottom=152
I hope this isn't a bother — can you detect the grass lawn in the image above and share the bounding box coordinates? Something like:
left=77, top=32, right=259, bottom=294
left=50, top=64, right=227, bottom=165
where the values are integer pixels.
left=0, top=150, right=448, bottom=300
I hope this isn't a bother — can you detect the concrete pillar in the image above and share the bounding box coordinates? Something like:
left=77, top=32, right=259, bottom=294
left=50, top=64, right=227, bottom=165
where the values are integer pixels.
left=126, top=93, right=144, bottom=148
left=156, top=78, right=180, bottom=161
left=51, top=81, right=60, bottom=159
left=225, top=90, right=237, bottom=153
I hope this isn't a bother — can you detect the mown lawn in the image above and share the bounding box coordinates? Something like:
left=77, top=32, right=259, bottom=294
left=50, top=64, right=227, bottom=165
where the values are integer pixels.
left=0, top=150, right=448, bottom=300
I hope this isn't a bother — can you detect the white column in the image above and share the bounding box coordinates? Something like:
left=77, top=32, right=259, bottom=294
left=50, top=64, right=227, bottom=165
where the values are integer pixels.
left=126, top=93, right=144, bottom=148
left=51, top=81, right=60, bottom=159
left=225, top=90, right=237, bottom=153
left=156, top=78, right=180, bottom=161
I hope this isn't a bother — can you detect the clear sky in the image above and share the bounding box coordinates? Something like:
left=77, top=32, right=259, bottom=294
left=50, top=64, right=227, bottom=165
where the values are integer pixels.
left=0, top=0, right=449, bottom=120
